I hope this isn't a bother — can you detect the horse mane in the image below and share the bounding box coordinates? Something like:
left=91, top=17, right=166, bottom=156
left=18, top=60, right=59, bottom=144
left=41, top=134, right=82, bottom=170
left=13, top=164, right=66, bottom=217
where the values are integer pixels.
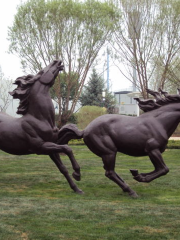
left=135, top=88, right=180, bottom=112
left=9, top=74, right=37, bottom=115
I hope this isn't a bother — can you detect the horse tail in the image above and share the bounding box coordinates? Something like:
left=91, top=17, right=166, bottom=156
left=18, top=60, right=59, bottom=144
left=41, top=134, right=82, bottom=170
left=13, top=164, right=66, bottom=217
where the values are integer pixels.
left=57, top=124, right=84, bottom=144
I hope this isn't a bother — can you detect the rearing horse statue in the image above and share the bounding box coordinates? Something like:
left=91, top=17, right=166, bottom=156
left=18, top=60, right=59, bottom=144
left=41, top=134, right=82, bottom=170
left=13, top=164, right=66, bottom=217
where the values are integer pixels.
left=0, top=60, right=82, bottom=194
left=58, top=88, right=180, bottom=197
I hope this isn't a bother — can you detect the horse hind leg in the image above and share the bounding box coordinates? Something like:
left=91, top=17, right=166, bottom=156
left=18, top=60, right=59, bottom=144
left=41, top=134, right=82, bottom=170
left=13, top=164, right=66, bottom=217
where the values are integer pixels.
left=62, top=145, right=81, bottom=181
left=102, top=153, right=138, bottom=198
left=41, top=142, right=81, bottom=181
left=49, top=153, right=83, bottom=194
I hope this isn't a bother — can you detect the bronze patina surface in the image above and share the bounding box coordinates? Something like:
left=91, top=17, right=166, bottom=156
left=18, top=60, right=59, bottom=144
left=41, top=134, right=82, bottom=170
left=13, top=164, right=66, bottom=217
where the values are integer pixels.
left=58, top=88, right=180, bottom=197
left=1, top=60, right=82, bottom=194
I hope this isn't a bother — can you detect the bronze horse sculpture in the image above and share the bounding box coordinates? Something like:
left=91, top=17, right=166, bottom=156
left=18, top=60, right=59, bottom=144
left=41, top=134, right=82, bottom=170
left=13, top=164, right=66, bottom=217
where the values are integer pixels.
left=0, top=60, right=82, bottom=194
left=58, top=88, right=180, bottom=197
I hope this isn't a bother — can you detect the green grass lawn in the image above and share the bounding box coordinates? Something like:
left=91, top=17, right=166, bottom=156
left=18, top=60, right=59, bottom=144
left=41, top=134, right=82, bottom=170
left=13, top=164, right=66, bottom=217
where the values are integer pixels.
left=0, top=146, right=180, bottom=240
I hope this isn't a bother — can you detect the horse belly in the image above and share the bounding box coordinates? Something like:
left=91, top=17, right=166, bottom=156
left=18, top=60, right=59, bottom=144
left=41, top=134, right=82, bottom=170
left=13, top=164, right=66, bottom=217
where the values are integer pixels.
left=0, top=144, right=30, bottom=155
left=115, top=133, right=166, bottom=157
left=117, top=142, right=147, bottom=157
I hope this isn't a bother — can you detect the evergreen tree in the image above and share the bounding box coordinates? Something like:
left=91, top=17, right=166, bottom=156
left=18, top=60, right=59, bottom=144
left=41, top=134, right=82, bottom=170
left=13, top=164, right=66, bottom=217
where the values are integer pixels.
left=80, top=69, right=115, bottom=113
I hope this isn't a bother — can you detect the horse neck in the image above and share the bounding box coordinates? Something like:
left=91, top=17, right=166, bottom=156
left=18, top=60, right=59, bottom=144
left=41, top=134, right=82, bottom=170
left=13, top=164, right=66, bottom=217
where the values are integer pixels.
left=28, top=81, right=55, bottom=127
left=153, top=103, right=180, bottom=138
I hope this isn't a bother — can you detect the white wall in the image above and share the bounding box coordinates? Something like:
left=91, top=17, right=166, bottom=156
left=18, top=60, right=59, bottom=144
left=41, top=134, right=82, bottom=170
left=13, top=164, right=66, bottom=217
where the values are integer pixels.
left=117, top=103, right=139, bottom=116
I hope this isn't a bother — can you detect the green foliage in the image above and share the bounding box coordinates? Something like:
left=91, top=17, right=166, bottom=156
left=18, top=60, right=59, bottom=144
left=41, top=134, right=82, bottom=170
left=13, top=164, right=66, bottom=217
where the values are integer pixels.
left=77, top=105, right=106, bottom=129
left=167, top=140, right=180, bottom=149
left=0, top=148, right=180, bottom=239
left=80, top=69, right=104, bottom=106
left=80, top=69, right=115, bottom=113
left=174, top=123, right=180, bottom=134
left=51, top=72, right=79, bottom=101
left=51, top=72, right=80, bottom=125
left=69, top=138, right=84, bottom=145
left=67, top=113, right=78, bottom=124
left=103, top=89, right=116, bottom=113
left=8, top=0, right=119, bottom=126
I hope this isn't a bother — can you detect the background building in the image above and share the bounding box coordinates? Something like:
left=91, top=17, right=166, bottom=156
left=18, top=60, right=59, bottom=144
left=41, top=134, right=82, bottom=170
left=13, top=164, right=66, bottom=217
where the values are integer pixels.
left=114, top=88, right=140, bottom=116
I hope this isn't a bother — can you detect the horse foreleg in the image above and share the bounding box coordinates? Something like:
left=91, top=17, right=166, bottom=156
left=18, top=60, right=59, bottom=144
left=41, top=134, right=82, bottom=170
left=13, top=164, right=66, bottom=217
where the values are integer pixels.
left=40, top=142, right=81, bottom=181
left=134, top=148, right=169, bottom=183
left=130, top=169, right=156, bottom=177
left=102, top=154, right=138, bottom=198
left=49, top=153, right=83, bottom=194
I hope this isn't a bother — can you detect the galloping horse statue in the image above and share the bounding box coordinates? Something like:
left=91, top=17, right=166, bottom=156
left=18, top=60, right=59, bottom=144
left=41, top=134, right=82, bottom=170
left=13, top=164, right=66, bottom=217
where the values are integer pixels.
left=58, top=88, right=180, bottom=197
left=0, top=60, right=82, bottom=194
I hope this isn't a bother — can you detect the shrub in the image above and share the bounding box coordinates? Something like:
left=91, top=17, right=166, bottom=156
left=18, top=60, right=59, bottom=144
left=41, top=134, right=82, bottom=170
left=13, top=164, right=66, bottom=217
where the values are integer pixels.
left=69, top=139, right=84, bottom=145
left=173, top=123, right=180, bottom=135
left=77, top=105, right=107, bottom=129
left=167, top=140, right=180, bottom=149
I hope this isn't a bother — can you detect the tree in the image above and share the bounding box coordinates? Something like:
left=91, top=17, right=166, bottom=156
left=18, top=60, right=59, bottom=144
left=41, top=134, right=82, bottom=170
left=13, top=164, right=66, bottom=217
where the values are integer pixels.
left=112, top=0, right=180, bottom=98
left=165, top=58, right=180, bottom=91
left=0, top=67, right=13, bottom=112
left=8, top=0, right=119, bottom=126
left=80, top=68, right=115, bottom=112
left=50, top=71, right=79, bottom=119
left=150, top=57, right=180, bottom=93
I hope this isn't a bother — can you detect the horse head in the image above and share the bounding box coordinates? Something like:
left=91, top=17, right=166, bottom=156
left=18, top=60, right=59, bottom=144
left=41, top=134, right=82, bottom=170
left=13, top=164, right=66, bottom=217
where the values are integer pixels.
left=9, top=60, right=64, bottom=115
left=35, top=60, right=64, bottom=86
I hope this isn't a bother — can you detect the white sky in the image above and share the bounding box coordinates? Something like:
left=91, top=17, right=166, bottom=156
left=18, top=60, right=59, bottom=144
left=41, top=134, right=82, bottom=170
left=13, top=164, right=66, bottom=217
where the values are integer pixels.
left=0, top=0, right=131, bottom=92
left=0, top=0, right=24, bottom=79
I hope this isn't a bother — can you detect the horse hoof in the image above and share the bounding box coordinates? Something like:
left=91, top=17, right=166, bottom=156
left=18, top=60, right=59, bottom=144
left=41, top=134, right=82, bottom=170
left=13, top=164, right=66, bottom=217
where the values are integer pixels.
left=72, top=172, right=81, bottom=181
left=129, top=191, right=138, bottom=198
left=76, top=189, right=84, bottom=194
left=134, top=174, right=148, bottom=183
left=130, top=169, right=139, bottom=177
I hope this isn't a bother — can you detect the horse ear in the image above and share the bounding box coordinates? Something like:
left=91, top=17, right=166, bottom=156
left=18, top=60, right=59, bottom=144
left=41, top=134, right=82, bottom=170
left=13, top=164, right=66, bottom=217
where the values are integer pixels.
left=39, top=71, right=54, bottom=85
